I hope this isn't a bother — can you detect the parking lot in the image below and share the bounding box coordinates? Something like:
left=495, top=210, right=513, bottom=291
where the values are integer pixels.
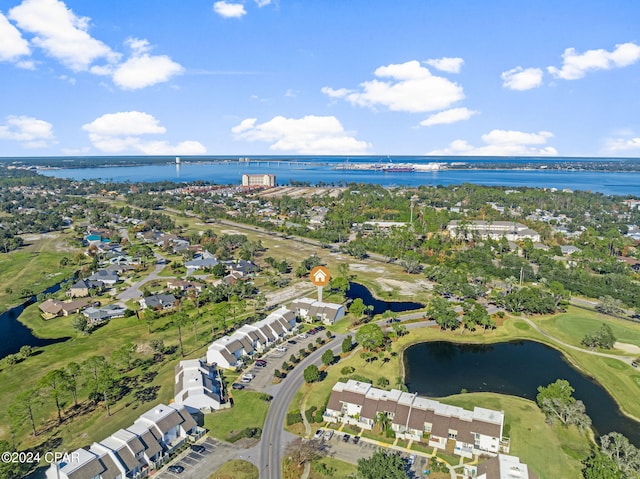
left=155, top=437, right=237, bottom=479
left=232, top=329, right=327, bottom=392
left=317, top=429, right=432, bottom=477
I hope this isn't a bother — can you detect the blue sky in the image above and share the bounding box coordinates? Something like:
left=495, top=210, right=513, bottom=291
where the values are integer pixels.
left=1, top=0, right=640, bottom=157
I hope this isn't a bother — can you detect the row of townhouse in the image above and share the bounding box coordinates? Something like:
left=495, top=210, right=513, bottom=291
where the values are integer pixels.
left=447, top=220, right=541, bottom=243
left=206, top=306, right=297, bottom=369
left=324, top=380, right=507, bottom=459
left=46, top=403, right=199, bottom=479
left=289, top=297, right=345, bottom=326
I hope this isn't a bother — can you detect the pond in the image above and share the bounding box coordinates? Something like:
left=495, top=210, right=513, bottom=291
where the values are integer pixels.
left=346, top=282, right=424, bottom=315
left=404, top=340, right=640, bottom=446
left=0, top=282, right=70, bottom=359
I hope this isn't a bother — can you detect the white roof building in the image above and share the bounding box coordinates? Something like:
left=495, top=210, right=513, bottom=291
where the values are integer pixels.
left=174, top=359, right=222, bottom=413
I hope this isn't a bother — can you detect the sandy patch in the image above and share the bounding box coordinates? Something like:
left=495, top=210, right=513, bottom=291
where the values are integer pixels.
left=220, top=229, right=242, bottom=235
left=265, top=282, right=315, bottom=306
left=350, top=263, right=385, bottom=274
left=614, top=342, right=640, bottom=354
left=21, top=232, right=60, bottom=241
left=375, top=278, right=432, bottom=296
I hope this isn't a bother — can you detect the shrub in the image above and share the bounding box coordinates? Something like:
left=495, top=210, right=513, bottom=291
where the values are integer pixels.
left=341, top=366, right=355, bottom=375
left=305, top=406, right=317, bottom=423
left=287, top=410, right=303, bottom=426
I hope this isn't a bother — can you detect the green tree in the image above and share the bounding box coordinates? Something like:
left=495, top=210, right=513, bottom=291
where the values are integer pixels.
left=38, top=369, right=69, bottom=424
left=582, top=451, right=622, bottom=479
left=355, top=323, right=384, bottom=351
left=536, top=379, right=591, bottom=430
left=321, top=349, right=334, bottom=366
left=341, top=335, right=353, bottom=353
left=65, top=362, right=81, bottom=407
left=19, top=345, right=33, bottom=359
left=303, top=364, right=321, bottom=383
left=377, top=377, right=390, bottom=388
left=72, top=315, right=89, bottom=334
left=8, top=389, right=42, bottom=436
left=111, top=343, right=136, bottom=371
left=357, top=450, right=409, bottom=479
left=599, top=432, right=640, bottom=476
left=349, top=298, right=366, bottom=320
left=427, top=297, right=458, bottom=330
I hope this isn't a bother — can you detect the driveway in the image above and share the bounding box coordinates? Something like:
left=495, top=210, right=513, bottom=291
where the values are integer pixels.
left=116, top=252, right=168, bottom=303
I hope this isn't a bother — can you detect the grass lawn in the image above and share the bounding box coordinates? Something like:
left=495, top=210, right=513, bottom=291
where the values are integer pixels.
left=309, top=456, right=358, bottom=479
left=0, top=233, right=78, bottom=311
left=210, top=459, right=258, bottom=479
left=533, top=307, right=640, bottom=351
left=204, top=390, right=271, bottom=442
left=442, top=393, right=591, bottom=479
left=0, top=305, right=211, bottom=449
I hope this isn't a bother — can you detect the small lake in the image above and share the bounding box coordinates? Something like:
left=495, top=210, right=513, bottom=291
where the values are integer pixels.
left=404, top=340, right=640, bottom=446
left=0, top=282, right=71, bottom=358
left=346, top=282, right=424, bottom=315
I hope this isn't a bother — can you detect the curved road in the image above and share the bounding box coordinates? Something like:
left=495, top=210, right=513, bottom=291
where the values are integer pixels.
left=259, top=334, right=346, bottom=479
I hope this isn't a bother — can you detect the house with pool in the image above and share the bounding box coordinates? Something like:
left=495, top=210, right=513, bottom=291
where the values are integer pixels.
left=324, top=380, right=509, bottom=458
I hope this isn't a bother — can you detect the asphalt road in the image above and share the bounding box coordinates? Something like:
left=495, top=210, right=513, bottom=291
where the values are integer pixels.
left=260, top=334, right=346, bottom=479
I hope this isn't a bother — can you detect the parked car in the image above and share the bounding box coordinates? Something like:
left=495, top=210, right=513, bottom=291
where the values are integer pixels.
left=298, top=333, right=308, bottom=339
left=408, top=454, right=416, bottom=465
left=317, top=325, right=326, bottom=331
left=386, top=318, right=401, bottom=324
left=167, top=465, right=184, bottom=474
left=191, top=445, right=206, bottom=453
left=314, top=429, right=324, bottom=439
left=342, top=434, right=350, bottom=442
left=287, top=339, right=297, bottom=345
left=323, top=429, right=334, bottom=440
left=633, top=360, right=639, bottom=368
left=275, top=346, right=287, bottom=352
left=242, top=373, right=255, bottom=380
left=352, top=436, right=360, bottom=444
left=255, top=360, right=267, bottom=367
left=232, top=383, right=245, bottom=390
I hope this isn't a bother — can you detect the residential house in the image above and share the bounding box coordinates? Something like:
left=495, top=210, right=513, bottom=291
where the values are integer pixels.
left=82, top=304, right=128, bottom=324
left=67, top=278, right=104, bottom=298
left=174, top=359, right=222, bottom=413
left=324, top=380, right=506, bottom=459
left=476, top=454, right=539, bottom=479
left=39, top=298, right=92, bottom=319
left=185, top=256, right=219, bottom=276
left=166, top=279, right=204, bottom=294
left=88, top=269, right=120, bottom=286
left=139, top=293, right=177, bottom=310
left=560, top=245, right=581, bottom=255
left=447, top=221, right=540, bottom=243
left=290, top=297, right=345, bottom=325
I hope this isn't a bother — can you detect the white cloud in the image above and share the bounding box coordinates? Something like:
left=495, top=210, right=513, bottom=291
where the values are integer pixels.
left=501, top=67, right=543, bottom=90
left=255, top=0, right=272, bottom=6
left=9, top=0, right=120, bottom=71
left=425, top=57, right=464, bottom=73
left=603, top=136, right=640, bottom=153
left=428, top=129, right=557, bottom=156
left=0, top=115, right=55, bottom=148
left=82, top=111, right=205, bottom=154
left=321, top=60, right=464, bottom=113
left=232, top=115, right=371, bottom=154
left=213, top=1, right=247, bottom=18
left=0, top=11, right=30, bottom=61
left=111, top=38, right=184, bottom=90
left=420, top=107, right=477, bottom=127
left=548, top=42, right=640, bottom=80
left=82, top=111, right=166, bottom=136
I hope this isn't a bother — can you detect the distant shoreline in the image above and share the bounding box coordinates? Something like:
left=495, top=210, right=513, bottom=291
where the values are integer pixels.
left=4, top=155, right=640, bottom=172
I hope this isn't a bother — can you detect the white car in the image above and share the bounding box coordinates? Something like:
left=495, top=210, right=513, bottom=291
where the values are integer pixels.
left=323, top=430, right=334, bottom=440
left=242, top=373, right=255, bottom=381
left=275, top=346, right=287, bottom=352
left=298, top=333, right=308, bottom=339
left=313, top=429, right=323, bottom=439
